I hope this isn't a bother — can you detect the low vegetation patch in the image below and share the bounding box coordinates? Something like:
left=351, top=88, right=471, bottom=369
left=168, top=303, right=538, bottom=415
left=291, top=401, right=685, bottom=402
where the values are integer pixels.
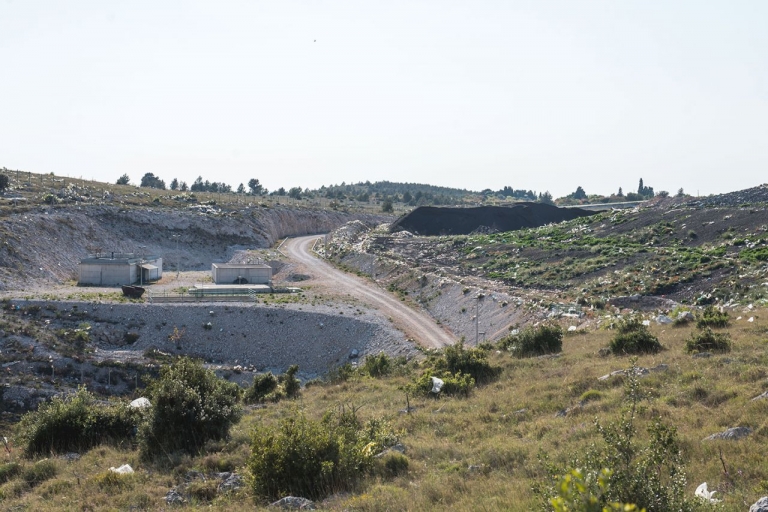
left=248, top=407, right=398, bottom=501
left=500, top=324, right=563, bottom=358
left=244, top=365, right=300, bottom=404
left=684, top=327, right=732, bottom=354
left=696, top=305, right=730, bottom=328
left=16, top=387, right=137, bottom=457
left=609, top=317, right=662, bottom=355
left=539, top=363, right=698, bottom=512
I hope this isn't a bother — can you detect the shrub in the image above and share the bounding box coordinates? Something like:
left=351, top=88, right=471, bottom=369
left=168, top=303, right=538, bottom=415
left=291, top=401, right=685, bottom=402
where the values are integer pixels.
left=609, top=317, right=661, bottom=355
left=123, top=332, right=140, bottom=344
left=248, top=408, right=397, bottom=500
left=361, top=353, right=392, bottom=377
left=412, top=371, right=475, bottom=397
left=377, top=452, right=409, bottom=478
left=244, top=372, right=278, bottom=403
left=16, top=387, right=138, bottom=457
left=281, top=365, right=301, bottom=399
left=501, top=324, right=563, bottom=358
left=442, top=342, right=501, bottom=384
left=22, top=459, right=57, bottom=488
left=695, top=306, right=729, bottom=328
left=579, top=390, right=605, bottom=404
left=92, top=469, right=135, bottom=492
left=0, top=462, right=21, bottom=484
left=684, top=328, right=731, bottom=354
left=139, top=357, right=242, bottom=460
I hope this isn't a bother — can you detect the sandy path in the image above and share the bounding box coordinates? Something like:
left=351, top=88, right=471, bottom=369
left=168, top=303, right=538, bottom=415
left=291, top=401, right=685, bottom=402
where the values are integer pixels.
left=282, top=235, right=455, bottom=349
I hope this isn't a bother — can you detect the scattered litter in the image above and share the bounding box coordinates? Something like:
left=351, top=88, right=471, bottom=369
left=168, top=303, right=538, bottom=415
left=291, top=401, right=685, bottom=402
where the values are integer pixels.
left=109, top=464, right=134, bottom=474
left=695, top=482, right=721, bottom=503
left=430, top=377, right=444, bottom=394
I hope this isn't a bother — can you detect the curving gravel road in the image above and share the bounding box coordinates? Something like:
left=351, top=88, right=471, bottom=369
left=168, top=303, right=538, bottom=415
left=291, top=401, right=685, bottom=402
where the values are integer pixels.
left=282, top=235, right=455, bottom=349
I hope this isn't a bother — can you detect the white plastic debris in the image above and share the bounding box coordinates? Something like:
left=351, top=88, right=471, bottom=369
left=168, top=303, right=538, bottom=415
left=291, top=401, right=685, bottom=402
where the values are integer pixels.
left=430, top=377, right=444, bottom=394
left=567, top=326, right=577, bottom=332
left=642, top=320, right=651, bottom=326
left=694, top=482, right=720, bottom=503
left=748, top=317, right=754, bottom=322
left=129, top=397, right=151, bottom=409
left=109, top=464, right=134, bottom=474
left=656, top=315, right=673, bottom=325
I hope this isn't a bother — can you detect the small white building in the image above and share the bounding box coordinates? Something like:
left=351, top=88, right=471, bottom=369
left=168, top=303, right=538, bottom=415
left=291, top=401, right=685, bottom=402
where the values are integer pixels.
left=79, top=253, right=163, bottom=286
left=211, top=263, right=272, bottom=285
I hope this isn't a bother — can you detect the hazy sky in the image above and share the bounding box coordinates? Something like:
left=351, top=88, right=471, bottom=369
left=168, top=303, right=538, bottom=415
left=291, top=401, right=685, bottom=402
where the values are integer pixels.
left=2, top=1, right=767, bottom=197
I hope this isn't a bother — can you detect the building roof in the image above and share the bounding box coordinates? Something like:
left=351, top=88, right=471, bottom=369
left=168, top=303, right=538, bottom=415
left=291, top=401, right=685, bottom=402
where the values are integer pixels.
left=80, top=254, right=160, bottom=265
left=212, top=263, right=272, bottom=269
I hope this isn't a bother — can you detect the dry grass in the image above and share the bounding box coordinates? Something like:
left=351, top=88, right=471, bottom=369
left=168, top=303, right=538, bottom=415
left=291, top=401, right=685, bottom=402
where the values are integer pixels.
left=2, top=313, right=768, bottom=510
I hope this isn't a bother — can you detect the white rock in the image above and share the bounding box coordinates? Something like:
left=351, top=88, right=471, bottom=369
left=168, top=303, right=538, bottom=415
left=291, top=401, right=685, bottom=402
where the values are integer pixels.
left=567, top=326, right=577, bottom=332
left=129, top=397, right=151, bottom=409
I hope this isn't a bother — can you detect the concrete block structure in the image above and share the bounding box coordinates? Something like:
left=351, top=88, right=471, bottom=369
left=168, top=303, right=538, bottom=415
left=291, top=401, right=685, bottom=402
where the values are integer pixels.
left=211, top=263, right=272, bottom=285
left=78, top=253, right=163, bottom=286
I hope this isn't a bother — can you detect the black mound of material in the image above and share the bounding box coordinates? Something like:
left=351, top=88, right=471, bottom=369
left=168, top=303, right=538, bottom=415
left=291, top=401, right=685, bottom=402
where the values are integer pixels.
left=390, top=203, right=596, bottom=236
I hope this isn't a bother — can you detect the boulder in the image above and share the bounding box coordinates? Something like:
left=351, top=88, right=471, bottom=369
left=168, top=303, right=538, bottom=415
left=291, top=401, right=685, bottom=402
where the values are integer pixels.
left=703, top=426, right=752, bottom=441
left=750, top=497, right=768, bottom=512
left=270, top=496, right=316, bottom=509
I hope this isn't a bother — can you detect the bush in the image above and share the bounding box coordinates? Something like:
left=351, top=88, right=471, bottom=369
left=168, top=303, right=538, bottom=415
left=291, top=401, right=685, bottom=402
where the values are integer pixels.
left=244, top=372, right=278, bottom=403
left=0, top=462, right=21, bottom=484
left=281, top=365, right=301, bottom=399
left=361, top=353, right=392, bottom=377
left=22, top=459, right=57, bottom=488
left=609, top=317, right=661, bottom=355
left=539, top=362, right=698, bottom=512
left=442, top=342, right=501, bottom=384
left=139, top=357, right=242, bottom=460
left=684, top=328, right=731, bottom=354
left=501, top=324, right=563, bottom=358
left=244, top=365, right=301, bottom=403
left=696, top=306, right=729, bottom=328
left=412, top=371, right=475, bottom=397
left=16, top=387, right=138, bottom=457
left=377, top=452, right=409, bottom=478
left=248, top=408, right=397, bottom=500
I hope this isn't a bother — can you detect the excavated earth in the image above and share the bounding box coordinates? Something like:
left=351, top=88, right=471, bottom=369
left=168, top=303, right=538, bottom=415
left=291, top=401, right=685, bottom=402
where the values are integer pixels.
left=0, top=202, right=407, bottom=417
left=389, top=203, right=596, bottom=236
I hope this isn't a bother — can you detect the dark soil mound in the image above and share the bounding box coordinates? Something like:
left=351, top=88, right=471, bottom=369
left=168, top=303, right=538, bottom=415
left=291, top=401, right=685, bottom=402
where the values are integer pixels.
left=390, top=203, right=596, bottom=236
left=685, top=183, right=768, bottom=208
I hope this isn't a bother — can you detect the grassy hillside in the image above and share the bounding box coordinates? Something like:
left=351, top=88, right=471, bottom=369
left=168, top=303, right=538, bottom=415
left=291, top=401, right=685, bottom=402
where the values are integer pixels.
left=2, top=311, right=767, bottom=510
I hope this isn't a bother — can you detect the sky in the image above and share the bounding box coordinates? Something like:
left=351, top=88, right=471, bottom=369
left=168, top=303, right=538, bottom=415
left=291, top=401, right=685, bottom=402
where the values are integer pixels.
left=1, top=1, right=767, bottom=198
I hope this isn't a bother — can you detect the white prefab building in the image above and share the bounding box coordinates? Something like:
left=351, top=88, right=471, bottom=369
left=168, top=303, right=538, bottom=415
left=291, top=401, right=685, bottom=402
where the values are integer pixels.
left=211, top=263, right=272, bottom=285
left=78, top=253, right=163, bottom=286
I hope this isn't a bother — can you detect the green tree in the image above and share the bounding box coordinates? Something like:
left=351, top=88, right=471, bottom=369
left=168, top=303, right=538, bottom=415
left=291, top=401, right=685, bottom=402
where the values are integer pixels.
left=115, top=174, right=130, bottom=185
left=139, top=173, right=166, bottom=189
left=248, top=178, right=263, bottom=195
left=288, top=187, right=302, bottom=200
left=170, top=178, right=178, bottom=190
left=237, top=183, right=245, bottom=194
left=539, top=191, right=555, bottom=205
left=381, top=199, right=394, bottom=213
left=572, top=186, right=587, bottom=200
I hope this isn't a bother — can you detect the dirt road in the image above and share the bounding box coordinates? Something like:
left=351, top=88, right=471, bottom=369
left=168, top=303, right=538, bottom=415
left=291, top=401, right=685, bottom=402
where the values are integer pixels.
left=282, top=235, right=455, bottom=349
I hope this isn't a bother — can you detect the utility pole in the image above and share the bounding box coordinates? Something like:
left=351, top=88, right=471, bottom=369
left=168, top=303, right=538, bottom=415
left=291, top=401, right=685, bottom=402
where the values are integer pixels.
left=138, top=245, right=146, bottom=286
left=475, top=296, right=480, bottom=345
left=172, top=234, right=180, bottom=277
